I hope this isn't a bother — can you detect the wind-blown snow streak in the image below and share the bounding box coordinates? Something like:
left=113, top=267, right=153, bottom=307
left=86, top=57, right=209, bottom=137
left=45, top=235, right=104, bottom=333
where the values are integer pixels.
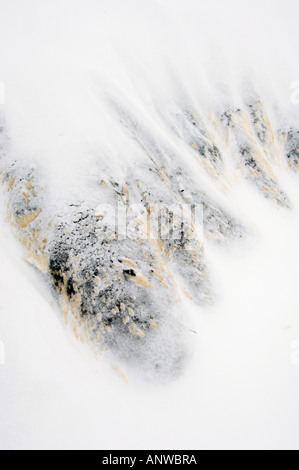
left=0, top=90, right=297, bottom=381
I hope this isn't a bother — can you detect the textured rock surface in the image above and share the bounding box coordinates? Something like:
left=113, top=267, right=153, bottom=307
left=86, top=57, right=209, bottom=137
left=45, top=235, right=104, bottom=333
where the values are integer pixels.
left=219, top=102, right=290, bottom=207
left=0, top=95, right=297, bottom=381
left=284, top=129, right=299, bottom=170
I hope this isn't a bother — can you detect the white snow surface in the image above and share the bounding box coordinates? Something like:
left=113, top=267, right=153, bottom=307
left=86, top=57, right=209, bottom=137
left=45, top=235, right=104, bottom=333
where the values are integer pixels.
left=0, top=0, right=299, bottom=450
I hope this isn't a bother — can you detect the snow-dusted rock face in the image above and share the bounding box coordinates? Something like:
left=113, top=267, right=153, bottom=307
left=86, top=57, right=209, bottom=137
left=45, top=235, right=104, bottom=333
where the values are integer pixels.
left=1, top=0, right=299, bottom=451
left=283, top=129, right=299, bottom=170
left=0, top=93, right=297, bottom=381
left=0, top=0, right=298, bottom=385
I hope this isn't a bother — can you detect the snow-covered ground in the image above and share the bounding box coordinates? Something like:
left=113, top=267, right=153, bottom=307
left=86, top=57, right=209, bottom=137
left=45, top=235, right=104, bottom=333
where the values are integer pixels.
left=0, top=0, right=299, bottom=450
left=1, top=173, right=299, bottom=450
